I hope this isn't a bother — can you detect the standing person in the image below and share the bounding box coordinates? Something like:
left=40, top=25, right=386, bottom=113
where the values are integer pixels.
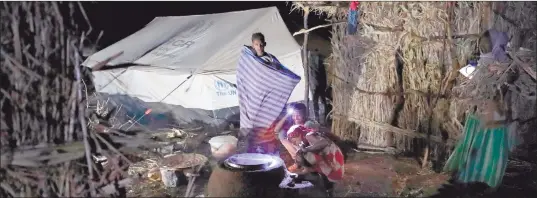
left=239, top=32, right=278, bottom=155
left=309, top=49, right=330, bottom=125
left=236, top=32, right=301, bottom=156
left=443, top=29, right=515, bottom=192
left=443, top=91, right=511, bottom=191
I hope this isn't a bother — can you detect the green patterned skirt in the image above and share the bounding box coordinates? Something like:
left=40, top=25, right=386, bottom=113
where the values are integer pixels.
left=443, top=114, right=511, bottom=188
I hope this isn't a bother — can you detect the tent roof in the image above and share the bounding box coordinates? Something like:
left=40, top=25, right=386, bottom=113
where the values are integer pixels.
left=82, top=7, right=302, bottom=74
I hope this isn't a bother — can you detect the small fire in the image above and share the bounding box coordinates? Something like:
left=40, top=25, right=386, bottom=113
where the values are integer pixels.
left=144, top=109, right=152, bottom=115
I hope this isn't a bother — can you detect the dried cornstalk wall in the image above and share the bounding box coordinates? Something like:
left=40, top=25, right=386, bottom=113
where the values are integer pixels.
left=316, top=1, right=536, bottom=151
left=329, top=19, right=398, bottom=148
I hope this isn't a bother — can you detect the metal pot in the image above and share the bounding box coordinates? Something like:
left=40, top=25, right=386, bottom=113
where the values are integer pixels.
left=206, top=153, right=288, bottom=197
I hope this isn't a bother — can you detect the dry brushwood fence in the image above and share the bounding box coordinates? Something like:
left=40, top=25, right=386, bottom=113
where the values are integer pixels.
left=0, top=2, right=165, bottom=197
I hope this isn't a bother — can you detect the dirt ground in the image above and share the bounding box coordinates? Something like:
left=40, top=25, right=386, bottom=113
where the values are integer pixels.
left=124, top=129, right=536, bottom=198
left=126, top=149, right=537, bottom=197
left=126, top=150, right=451, bottom=197
left=331, top=152, right=450, bottom=197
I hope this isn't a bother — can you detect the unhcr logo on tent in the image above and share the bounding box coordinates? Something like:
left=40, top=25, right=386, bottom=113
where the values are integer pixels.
left=150, top=20, right=215, bottom=58
left=214, top=80, right=236, bottom=96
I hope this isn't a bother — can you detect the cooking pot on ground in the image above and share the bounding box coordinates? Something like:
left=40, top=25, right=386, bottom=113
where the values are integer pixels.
left=207, top=153, right=294, bottom=197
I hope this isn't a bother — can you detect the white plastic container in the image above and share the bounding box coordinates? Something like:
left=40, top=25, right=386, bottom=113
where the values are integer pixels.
left=208, top=135, right=238, bottom=159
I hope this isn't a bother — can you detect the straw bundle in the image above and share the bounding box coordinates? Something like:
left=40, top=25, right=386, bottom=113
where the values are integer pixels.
left=293, top=1, right=536, bottom=153
left=394, top=2, right=483, bottom=151
left=0, top=2, right=164, bottom=197
left=328, top=9, right=399, bottom=147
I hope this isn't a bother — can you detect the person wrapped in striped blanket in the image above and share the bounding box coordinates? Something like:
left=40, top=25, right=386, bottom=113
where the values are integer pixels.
left=236, top=32, right=301, bottom=156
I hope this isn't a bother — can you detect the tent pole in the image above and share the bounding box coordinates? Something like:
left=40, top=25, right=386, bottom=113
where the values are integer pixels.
left=158, top=74, right=193, bottom=103
left=97, top=69, right=129, bottom=92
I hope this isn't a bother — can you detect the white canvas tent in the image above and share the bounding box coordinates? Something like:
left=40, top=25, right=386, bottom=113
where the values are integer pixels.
left=83, top=7, right=305, bottom=128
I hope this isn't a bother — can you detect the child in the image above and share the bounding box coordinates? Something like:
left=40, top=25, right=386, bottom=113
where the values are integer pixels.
left=286, top=125, right=310, bottom=173
left=286, top=124, right=345, bottom=197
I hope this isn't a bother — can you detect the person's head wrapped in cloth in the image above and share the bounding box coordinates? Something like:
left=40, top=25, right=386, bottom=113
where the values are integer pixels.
left=479, top=29, right=510, bottom=63
left=304, top=120, right=321, bottom=132
left=286, top=124, right=311, bottom=146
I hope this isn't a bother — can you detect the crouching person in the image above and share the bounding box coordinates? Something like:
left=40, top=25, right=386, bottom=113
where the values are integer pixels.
left=287, top=125, right=344, bottom=197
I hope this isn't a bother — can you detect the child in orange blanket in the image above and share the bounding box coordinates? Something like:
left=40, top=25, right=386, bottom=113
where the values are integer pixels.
left=286, top=124, right=344, bottom=197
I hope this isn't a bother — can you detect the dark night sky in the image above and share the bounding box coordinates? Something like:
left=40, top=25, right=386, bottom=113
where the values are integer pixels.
left=81, top=1, right=330, bottom=48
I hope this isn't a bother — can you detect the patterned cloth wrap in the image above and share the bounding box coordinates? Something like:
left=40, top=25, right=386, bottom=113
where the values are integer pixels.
left=236, top=45, right=301, bottom=156
left=287, top=125, right=345, bottom=182
left=245, top=127, right=281, bottom=155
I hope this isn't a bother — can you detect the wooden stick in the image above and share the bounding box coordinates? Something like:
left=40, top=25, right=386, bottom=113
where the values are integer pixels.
left=74, top=48, right=97, bottom=196
left=326, top=71, right=467, bottom=100
left=440, top=3, right=461, bottom=96
left=1, top=182, right=17, bottom=197
left=355, top=144, right=397, bottom=153
left=1, top=49, right=43, bottom=80
left=184, top=163, right=205, bottom=197
left=421, top=146, right=430, bottom=169
left=302, top=7, right=311, bottom=117
left=99, top=178, right=132, bottom=195
left=352, top=149, right=387, bottom=155
left=308, top=20, right=478, bottom=41
left=91, top=51, right=124, bottom=71
left=293, top=21, right=346, bottom=36
left=492, top=9, right=518, bottom=27
left=423, top=34, right=480, bottom=41
left=332, top=114, right=456, bottom=146
left=509, top=52, right=536, bottom=80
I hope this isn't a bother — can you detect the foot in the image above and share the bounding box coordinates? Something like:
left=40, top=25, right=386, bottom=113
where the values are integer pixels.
left=326, top=189, right=334, bottom=197
left=286, top=182, right=296, bottom=188
left=291, top=174, right=307, bottom=183
left=484, top=187, right=498, bottom=194
left=287, top=164, right=303, bottom=173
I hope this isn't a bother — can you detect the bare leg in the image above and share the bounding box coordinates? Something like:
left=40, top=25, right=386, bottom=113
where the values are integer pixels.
left=320, top=174, right=335, bottom=197
left=319, top=93, right=328, bottom=125
left=281, top=139, right=298, bottom=160
left=312, top=88, right=321, bottom=123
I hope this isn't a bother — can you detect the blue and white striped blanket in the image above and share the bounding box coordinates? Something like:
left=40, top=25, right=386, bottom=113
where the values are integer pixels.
left=237, top=46, right=301, bottom=130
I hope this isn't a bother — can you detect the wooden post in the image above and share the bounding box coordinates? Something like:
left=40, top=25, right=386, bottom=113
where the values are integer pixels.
left=303, top=7, right=310, bottom=117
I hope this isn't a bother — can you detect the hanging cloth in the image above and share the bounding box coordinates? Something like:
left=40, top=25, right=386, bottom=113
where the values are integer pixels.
left=347, top=1, right=360, bottom=35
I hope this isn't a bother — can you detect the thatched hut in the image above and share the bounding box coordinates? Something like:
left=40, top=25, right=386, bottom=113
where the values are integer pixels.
left=292, top=1, right=536, bottom=159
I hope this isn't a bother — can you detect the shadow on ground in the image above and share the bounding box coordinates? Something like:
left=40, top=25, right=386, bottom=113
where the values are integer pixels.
left=428, top=159, right=537, bottom=198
